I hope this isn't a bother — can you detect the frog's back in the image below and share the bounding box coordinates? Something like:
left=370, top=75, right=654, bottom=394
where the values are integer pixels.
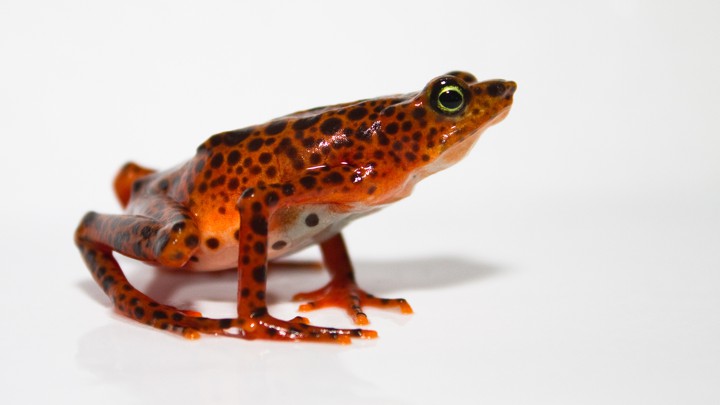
left=113, top=72, right=516, bottom=272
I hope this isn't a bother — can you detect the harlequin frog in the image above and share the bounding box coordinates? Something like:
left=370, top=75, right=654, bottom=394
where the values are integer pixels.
left=75, top=71, right=516, bottom=343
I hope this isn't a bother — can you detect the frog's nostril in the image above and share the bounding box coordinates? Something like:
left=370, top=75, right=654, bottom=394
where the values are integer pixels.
left=487, top=81, right=516, bottom=98
left=504, top=81, right=517, bottom=96
left=487, top=81, right=505, bottom=97
left=486, top=82, right=505, bottom=97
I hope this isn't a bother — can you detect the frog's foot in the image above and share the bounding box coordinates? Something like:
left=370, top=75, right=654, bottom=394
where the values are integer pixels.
left=131, top=305, right=376, bottom=343
left=221, top=313, right=378, bottom=343
left=111, top=301, right=207, bottom=340
left=106, top=284, right=375, bottom=343
left=293, top=283, right=413, bottom=325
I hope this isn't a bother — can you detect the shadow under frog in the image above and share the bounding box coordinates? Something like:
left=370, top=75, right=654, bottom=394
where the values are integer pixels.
left=78, top=257, right=504, bottom=321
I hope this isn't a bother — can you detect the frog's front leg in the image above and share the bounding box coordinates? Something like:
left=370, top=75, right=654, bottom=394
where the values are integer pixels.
left=293, top=233, right=413, bottom=325
left=234, top=184, right=377, bottom=342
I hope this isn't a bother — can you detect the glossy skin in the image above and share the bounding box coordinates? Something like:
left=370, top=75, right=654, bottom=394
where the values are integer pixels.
left=75, top=71, right=516, bottom=343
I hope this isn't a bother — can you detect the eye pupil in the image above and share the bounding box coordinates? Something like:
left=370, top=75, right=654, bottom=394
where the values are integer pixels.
left=439, top=88, right=463, bottom=110
left=435, top=85, right=465, bottom=114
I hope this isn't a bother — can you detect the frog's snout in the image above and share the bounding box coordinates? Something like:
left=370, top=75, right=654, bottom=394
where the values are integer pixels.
left=484, top=80, right=517, bottom=98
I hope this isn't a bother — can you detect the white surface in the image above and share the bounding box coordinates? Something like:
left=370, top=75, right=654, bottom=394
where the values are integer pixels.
left=1, top=0, right=719, bottom=404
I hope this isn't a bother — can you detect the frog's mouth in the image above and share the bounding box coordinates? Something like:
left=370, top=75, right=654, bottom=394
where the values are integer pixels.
left=418, top=97, right=514, bottom=180
left=488, top=105, right=512, bottom=126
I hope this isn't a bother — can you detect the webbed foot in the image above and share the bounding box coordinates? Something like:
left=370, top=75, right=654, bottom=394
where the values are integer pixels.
left=293, top=283, right=413, bottom=325
left=169, top=310, right=377, bottom=343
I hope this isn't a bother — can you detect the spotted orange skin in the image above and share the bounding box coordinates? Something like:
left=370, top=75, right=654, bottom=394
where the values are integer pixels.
left=75, top=71, right=516, bottom=343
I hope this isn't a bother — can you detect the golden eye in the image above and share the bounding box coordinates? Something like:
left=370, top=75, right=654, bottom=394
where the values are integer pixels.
left=436, top=85, right=464, bottom=113
left=429, top=77, right=468, bottom=116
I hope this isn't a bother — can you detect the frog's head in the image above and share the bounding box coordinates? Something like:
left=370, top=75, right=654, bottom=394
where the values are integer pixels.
left=348, top=71, right=515, bottom=203
left=379, top=71, right=516, bottom=179
left=213, top=71, right=515, bottom=207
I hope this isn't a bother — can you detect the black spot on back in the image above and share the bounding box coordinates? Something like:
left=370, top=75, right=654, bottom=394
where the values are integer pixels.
left=259, top=153, right=272, bottom=164
left=282, top=184, right=295, bottom=196
left=299, top=176, right=317, bottom=189
left=265, top=120, right=287, bottom=135
left=320, top=117, right=343, bottom=135
left=347, top=107, right=368, bottom=121
left=223, top=128, right=252, bottom=146
left=210, top=153, right=224, bottom=168
left=227, top=150, right=241, bottom=166
left=292, top=116, right=320, bottom=130
left=323, top=172, right=343, bottom=184
left=247, top=138, right=264, bottom=151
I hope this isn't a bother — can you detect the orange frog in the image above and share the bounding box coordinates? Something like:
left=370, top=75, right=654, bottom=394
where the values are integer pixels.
left=75, top=71, right=516, bottom=343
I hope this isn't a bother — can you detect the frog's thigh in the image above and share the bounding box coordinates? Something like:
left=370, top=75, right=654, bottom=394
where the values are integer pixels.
left=76, top=207, right=200, bottom=268
left=75, top=211, right=210, bottom=338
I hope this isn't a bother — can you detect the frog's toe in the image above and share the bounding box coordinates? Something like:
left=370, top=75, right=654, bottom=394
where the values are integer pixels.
left=294, top=284, right=413, bottom=325
left=179, top=309, right=203, bottom=317
left=161, top=323, right=201, bottom=340
left=226, top=314, right=377, bottom=343
left=288, top=315, right=311, bottom=324
left=369, top=296, right=414, bottom=315
left=297, top=293, right=369, bottom=325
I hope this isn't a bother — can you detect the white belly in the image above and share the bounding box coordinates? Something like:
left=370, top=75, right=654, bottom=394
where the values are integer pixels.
left=184, top=204, right=379, bottom=271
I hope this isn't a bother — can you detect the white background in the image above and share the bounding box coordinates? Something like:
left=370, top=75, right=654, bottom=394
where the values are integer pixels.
left=1, top=0, right=718, bottom=404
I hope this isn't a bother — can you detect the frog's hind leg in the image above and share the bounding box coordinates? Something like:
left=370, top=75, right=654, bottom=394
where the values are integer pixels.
left=113, top=162, right=156, bottom=208
left=293, top=233, right=413, bottom=325
left=74, top=207, right=240, bottom=339
left=76, top=189, right=375, bottom=342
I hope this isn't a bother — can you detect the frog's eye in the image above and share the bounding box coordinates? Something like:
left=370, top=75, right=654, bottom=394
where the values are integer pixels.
left=437, top=85, right=464, bottom=113
left=429, top=78, right=469, bottom=116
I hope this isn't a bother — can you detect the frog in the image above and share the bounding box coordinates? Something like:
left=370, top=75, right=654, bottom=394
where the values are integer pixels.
left=75, top=71, right=516, bottom=343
